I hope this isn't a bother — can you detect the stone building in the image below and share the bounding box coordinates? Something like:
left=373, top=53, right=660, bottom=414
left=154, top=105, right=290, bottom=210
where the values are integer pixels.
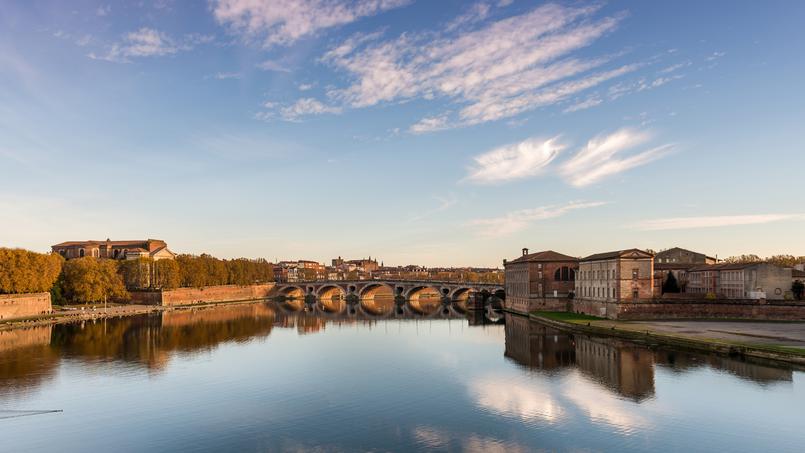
left=686, top=262, right=793, bottom=300
left=51, top=239, right=174, bottom=261
left=503, top=249, right=578, bottom=314
left=575, top=249, right=655, bottom=303
left=653, top=247, right=718, bottom=293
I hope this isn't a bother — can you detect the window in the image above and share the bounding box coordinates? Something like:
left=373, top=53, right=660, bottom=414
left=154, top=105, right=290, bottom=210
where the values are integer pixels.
left=79, top=249, right=85, bottom=257
left=632, top=268, right=639, bottom=279
left=633, top=290, right=639, bottom=299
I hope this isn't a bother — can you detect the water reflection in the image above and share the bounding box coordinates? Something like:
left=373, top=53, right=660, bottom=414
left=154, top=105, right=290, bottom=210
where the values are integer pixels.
left=0, top=301, right=482, bottom=396
left=1, top=306, right=803, bottom=452
left=503, top=313, right=793, bottom=400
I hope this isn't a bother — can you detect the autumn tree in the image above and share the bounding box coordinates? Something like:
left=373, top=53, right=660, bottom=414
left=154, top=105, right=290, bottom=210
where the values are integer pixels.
left=0, top=248, right=64, bottom=294
left=61, top=257, right=129, bottom=304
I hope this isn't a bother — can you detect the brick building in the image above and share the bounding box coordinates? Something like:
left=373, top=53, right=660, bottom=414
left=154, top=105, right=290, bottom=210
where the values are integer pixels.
left=654, top=247, right=717, bottom=293
left=503, top=249, right=578, bottom=314
left=686, top=262, right=793, bottom=300
left=51, top=239, right=174, bottom=261
left=575, top=249, right=654, bottom=303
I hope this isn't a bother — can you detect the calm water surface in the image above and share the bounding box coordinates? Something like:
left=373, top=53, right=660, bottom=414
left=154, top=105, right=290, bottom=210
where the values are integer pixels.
left=1, top=302, right=803, bottom=452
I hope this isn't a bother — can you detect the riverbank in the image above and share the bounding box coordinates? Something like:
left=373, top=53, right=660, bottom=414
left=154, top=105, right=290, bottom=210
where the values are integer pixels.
left=528, top=310, right=805, bottom=367
left=0, top=299, right=272, bottom=332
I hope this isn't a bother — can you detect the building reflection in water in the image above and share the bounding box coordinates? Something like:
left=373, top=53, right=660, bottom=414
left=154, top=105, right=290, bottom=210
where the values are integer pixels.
left=503, top=313, right=793, bottom=401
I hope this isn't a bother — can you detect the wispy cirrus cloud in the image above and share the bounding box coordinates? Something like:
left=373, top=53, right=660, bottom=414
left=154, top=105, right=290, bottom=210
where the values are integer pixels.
left=88, top=28, right=212, bottom=63
left=467, top=201, right=607, bottom=237
left=465, top=128, right=672, bottom=187
left=634, top=214, right=805, bottom=231
left=560, top=128, right=673, bottom=187
left=272, top=3, right=644, bottom=127
left=212, top=0, right=410, bottom=47
left=465, top=137, right=564, bottom=184
left=257, top=98, right=343, bottom=121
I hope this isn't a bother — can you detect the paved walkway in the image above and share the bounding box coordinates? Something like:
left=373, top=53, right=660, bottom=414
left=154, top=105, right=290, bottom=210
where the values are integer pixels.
left=603, top=320, right=805, bottom=348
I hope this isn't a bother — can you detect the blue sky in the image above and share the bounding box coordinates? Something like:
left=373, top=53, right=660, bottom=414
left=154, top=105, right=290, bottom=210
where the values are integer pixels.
left=1, top=1, right=804, bottom=267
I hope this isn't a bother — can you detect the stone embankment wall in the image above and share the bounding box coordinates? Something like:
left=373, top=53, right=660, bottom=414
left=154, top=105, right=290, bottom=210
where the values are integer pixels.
left=0, top=293, right=52, bottom=320
left=504, top=297, right=571, bottom=315
left=572, top=298, right=805, bottom=321
left=129, top=284, right=275, bottom=307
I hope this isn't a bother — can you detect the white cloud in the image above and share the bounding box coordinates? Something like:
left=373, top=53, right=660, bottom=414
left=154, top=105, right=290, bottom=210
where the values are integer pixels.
left=290, top=3, right=635, bottom=129
left=409, top=114, right=451, bottom=134
left=467, top=201, right=606, bottom=237
left=88, top=28, right=178, bottom=62
left=560, top=128, right=672, bottom=187
left=210, top=72, right=242, bottom=80
left=259, top=98, right=342, bottom=121
left=257, top=59, right=292, bottom=72
left=706, top=51, right=726, bottom=61
left=212, top=0, right=410, bottom=47
left=96, top=5, right=111, bottom=16
left=466, top=137, right=564, bottom=184
left=563, top=96, right=602, bottom=113
left=445, top=2, right=492, bottom=32
left=87, top=29, right=214, bottom=63
left=298, top=83, right=314, bottom=91
left=634, top=214, right=805, bottom=231
left=407, top=195, right=457, bottom=222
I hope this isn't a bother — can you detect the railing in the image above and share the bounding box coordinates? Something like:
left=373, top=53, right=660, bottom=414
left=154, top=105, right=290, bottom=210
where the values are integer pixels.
left=276, top=279, right=503, bottom=286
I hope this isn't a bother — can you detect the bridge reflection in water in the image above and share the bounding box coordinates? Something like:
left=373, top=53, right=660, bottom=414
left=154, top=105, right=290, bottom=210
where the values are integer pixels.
left=503, top=313, right=794, bottom=401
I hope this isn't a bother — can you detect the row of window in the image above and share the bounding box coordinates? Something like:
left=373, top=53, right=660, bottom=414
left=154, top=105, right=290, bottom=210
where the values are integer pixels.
left=577, top=268, right=642, bottom=280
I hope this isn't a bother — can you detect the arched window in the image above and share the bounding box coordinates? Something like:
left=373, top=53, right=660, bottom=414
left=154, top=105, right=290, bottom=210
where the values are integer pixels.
left=79, top=249, right=85, bottom=257
left=554, top=266, right=574, bottom=282
left=114, top=249, right=120, bottom=259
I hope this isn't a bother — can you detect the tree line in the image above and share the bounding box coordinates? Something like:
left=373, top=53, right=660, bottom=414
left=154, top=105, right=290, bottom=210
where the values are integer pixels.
left=1, top=248, right=274, bottom=305
left=723, top=254, right=805, bottom=267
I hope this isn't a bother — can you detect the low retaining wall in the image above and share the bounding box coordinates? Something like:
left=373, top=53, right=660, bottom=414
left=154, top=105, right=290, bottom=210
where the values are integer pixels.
left=0, top=293, right=52, bottom=320
left=572, top=298, right=805, bottom=321
left=505, top=296, right=570, bottom=315
left=129, top=284, right=275, bottom=307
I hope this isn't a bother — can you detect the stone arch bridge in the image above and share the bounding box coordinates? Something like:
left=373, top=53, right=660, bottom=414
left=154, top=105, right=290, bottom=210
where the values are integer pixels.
left=274, top=280, right=504, bottom=304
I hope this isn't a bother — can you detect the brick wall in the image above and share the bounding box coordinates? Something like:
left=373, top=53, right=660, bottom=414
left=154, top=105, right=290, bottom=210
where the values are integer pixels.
left=571, top=298, right=805, bottom=321
left=0, top=293, right=52, bottom=320
left=129, top=284, right=276, bottom=307
left=505, top=296, right=570, bottom=314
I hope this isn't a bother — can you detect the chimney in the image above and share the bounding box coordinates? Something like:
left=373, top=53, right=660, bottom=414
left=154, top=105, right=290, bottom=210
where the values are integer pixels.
left=522, top=248, right=529, bottom=256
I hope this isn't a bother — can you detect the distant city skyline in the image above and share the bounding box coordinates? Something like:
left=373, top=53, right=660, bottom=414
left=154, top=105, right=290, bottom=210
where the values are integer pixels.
left=1, top=1, right=804, bottom=267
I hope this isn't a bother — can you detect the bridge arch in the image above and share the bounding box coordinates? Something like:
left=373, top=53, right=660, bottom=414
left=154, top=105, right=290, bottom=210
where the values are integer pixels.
left=405, top=285, right=443, bottom=315
left=359, top=283, right=395, bottom=316
left=316, top=284, right=346, bottom=300
left=279, top=285, right=305, bottom=299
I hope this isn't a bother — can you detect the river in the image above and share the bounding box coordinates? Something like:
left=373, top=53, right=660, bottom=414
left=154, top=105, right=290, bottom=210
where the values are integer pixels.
left=1, top=302, right=803, bottom=452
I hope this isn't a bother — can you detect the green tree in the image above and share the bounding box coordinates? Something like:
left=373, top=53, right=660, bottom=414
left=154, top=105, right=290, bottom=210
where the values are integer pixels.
left=61, top=257, right=129, bottom=304
left=662, top=271, right=680, bottom=294
left=793, top=280, right=805, bottom=301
